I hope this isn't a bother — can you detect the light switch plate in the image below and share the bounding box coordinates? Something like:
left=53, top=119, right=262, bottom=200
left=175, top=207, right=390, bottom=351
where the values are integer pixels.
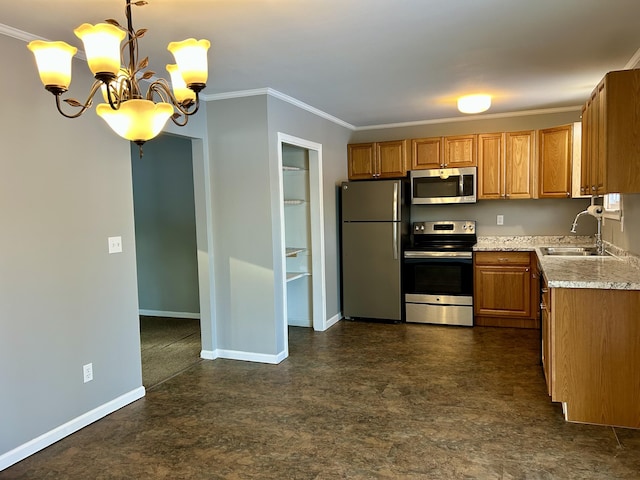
left=497, top=215, right=504, bottom=225
left=108, top=236, right=122, bottom=254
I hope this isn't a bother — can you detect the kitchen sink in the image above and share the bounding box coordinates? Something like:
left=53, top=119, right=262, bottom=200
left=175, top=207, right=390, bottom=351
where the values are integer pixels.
left=539, top=246, right=610, bottom=257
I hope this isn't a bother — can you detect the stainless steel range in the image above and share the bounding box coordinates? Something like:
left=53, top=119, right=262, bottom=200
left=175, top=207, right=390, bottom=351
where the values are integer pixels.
left=403, top=220, right=476, bottom=326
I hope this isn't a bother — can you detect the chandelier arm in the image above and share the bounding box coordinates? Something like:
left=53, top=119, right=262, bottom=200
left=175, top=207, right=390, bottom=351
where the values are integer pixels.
left=170, top=114, right=189, bottom=127
left=147, top=80, right=200, bottom=117
left=54, top=80, right=104, bottom=119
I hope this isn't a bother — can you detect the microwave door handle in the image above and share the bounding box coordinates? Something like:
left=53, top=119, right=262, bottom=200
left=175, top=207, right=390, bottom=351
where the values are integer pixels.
left=459, top=175, right=464, bottom=194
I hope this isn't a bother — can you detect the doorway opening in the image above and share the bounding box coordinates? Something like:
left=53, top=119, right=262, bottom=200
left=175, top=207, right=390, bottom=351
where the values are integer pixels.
left=277, top=133, right=327, bottom=352
left=130, top=133, right=206, bottom=388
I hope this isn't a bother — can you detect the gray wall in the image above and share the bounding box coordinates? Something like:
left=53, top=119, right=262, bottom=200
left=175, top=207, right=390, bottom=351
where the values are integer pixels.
left=205, top=94, right=351, bottom=357
left=602, top=193, right=640, bottom=255
left=207, top=95, right=278, bottom=354
left=351, top=110, right=595, bottom=236
left=267, top=95, right=352, bottom=350
left=131, top=134, right=200, bottom=315
left=0, top=35, right=142, bottom=456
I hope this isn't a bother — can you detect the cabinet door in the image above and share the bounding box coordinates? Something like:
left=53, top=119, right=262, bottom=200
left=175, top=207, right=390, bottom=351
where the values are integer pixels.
left=377, top=140, right=407, bottom=178
left=594, top=83, right=607, bottom=195
left=444, top=134, right=477, bottom=167
left=411, top=137, right=442, bottom=170
left=474, top=265, right=532, bottom=317
left=347, top=143, right=376, bottom=180
left=477, top=133, right=504, bottom=199
left=505, top=131, right=535, bottom=199
left=540, top=277, right=552, bottom=396
left=538, top=125, right=572, bottom=198
left=580, top=103, right=591, bottom=196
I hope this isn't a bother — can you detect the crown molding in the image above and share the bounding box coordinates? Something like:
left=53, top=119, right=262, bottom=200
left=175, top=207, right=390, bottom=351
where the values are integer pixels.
left=0, top=23, right=87, bottom=60
left=202, top=88, right=356, bottom=130
left=624, top=46, right=640, bottom=69
left=354, top=105, right=584, bottom=131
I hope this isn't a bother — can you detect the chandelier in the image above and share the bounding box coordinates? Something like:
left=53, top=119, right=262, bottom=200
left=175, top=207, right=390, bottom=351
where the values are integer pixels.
left=27, top=0, right=210, bottom=153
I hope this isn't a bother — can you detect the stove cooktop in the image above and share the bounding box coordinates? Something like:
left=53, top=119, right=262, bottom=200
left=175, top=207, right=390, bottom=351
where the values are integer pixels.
left=408, top=220, right=477, bottom=252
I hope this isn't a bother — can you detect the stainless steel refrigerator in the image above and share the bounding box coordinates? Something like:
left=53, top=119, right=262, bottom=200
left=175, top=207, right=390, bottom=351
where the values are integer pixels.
left=341, top=179, right=408, bottom=321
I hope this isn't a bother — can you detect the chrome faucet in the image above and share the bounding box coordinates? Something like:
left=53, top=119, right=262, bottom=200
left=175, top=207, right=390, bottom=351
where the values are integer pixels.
left=570, top=209, right=589, bottom=234
left=570, top=206, right=604, bottom=255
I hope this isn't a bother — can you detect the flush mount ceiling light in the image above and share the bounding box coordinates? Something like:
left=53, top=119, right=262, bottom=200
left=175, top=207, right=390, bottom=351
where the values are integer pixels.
left=27, top=0, right=210, bottom=153
left=457, top=94, right=491, bottom=114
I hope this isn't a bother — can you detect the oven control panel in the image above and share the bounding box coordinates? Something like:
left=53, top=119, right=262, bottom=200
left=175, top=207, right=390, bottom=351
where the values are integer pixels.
left=412, top=220, right=475, bottom=235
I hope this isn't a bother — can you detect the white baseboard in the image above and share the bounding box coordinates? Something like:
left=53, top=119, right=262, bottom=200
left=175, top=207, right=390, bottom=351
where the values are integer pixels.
left=200, top=349, right=218, bottom=360
left=0, top=386, right=145, bottom=472
left=139, top=309, right=200, bottom=320
left=201, top=348, right=286, bottom=364
left=323, top=312, right=342, bottom=330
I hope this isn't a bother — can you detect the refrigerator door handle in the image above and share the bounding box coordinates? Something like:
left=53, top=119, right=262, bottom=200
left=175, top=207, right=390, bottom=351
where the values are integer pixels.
left=392, top=182, right=399, bottom=222
left=393, top=224, right=398, bottom=260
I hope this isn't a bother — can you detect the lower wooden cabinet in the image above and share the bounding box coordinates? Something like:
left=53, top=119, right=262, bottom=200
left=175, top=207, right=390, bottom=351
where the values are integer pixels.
left=473, top=251, right=540, bottom=328
left=543, top=286, right=640, bottom=428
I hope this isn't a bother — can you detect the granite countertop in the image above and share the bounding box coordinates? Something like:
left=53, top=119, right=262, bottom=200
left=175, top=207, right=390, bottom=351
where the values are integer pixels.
left=474, top=236, right=640, bottom=290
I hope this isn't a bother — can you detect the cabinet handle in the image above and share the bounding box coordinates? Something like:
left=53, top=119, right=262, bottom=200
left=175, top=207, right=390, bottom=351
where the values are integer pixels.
left=566, top=192, right=570, bottom=197
left=497, top=258, right=509, bottom=262
left=540, top=302, right=546, bottom=310
left=532, top=273, right=537, bottom=278
left=591, top=186, right=596, bottom=191
left=525, top=267, right=530, bottom=272
left=541, top=288, right=549, bottom=293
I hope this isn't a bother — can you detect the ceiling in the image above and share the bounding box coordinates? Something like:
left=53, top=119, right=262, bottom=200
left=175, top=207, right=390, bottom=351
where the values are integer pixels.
left=4, top=0, right=640, bottom=129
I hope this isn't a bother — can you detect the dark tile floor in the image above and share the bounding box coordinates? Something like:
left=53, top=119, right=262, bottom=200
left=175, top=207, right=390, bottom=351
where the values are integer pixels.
left=2, top=321, right=639, bottom=479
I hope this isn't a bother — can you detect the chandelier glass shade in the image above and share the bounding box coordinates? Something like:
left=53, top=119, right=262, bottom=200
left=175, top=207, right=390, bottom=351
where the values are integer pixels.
left=27, top=0, right=210, bottom=147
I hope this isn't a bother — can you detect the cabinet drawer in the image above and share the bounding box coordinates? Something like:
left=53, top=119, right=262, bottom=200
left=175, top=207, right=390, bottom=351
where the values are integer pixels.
left=474, top=251, right=531, bottom=266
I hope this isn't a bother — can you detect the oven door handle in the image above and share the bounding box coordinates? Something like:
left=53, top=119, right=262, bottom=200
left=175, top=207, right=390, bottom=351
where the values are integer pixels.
left=404, top=251, right=473, bottom=259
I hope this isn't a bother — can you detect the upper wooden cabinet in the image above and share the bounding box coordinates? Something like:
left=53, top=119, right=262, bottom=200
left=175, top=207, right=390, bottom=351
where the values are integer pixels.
left=444, top=134, right=477, bottom=167
left=477, top=131, right=535, bottom=200
left=581, top=69, right=640, bottom=195
left=505, top=130, right=535, bottom=199
left=411, top=134, right=476, bottom=170
left=477, top=132, right=504, bottom=199
left=348, top=140, right=407, bottom=180
left=538, top=124, right=572, bottom=198
left=411, top=137, right=442, bottom=169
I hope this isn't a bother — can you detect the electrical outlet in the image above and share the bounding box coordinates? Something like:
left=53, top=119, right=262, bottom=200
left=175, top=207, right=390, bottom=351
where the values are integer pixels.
left=83, top=363, right=93, bottom=383
left=108, top=236, right=122, bottom=254
left=497, top=215, right=504, bottom=225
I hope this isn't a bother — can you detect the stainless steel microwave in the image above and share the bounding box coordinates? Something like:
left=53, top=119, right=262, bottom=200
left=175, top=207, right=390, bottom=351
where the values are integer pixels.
left=410, top=167, right=477, bottom=205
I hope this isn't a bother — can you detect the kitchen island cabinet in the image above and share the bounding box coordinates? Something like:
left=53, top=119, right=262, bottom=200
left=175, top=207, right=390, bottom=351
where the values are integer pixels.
left=347, top=140, right=407, bottom=180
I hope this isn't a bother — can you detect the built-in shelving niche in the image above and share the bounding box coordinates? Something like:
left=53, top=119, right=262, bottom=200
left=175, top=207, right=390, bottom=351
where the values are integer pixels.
left=282, top=146, right=313, bottom=327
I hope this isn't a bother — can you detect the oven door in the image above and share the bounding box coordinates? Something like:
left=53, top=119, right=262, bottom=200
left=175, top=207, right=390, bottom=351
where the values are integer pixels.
left=403, top=251, right=474, bottom=326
